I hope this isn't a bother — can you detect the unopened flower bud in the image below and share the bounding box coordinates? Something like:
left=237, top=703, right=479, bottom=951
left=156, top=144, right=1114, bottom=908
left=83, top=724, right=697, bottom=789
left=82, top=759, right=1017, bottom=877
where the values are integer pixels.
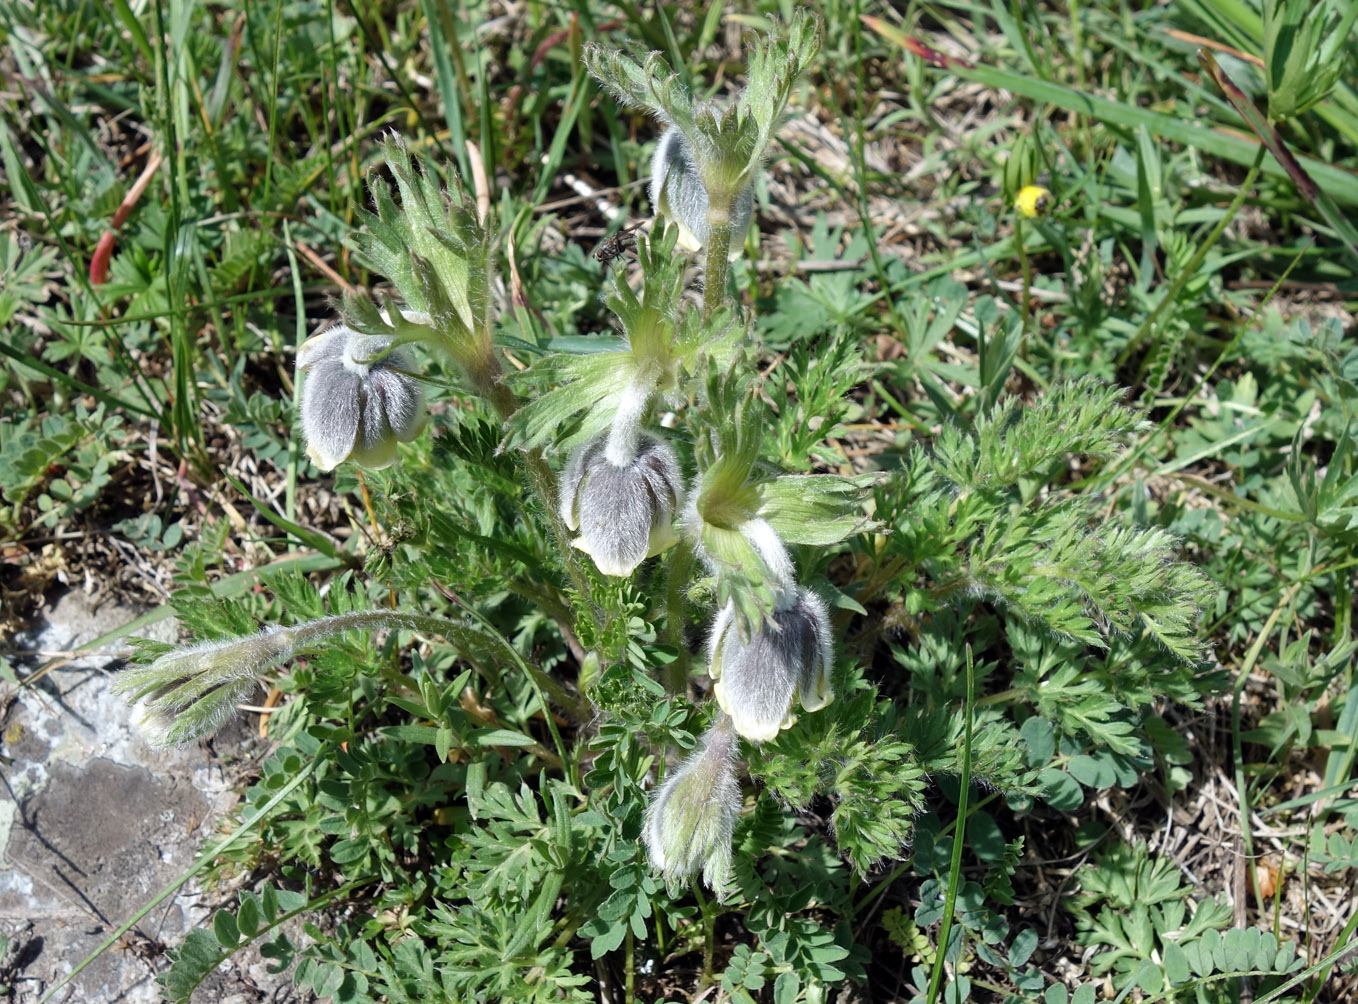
left=115, top=611, right=441, bottom=749
left=112, top=628, right=297, bottom=748
left=643, top=719, right=741, bottom=894
left=559, top=429, right=683, bottom=577
left=297, top=323, right=427, bottom=471
left=708, top=586, right=833, bottom=743
left=650, top=127, right=754, bottom=256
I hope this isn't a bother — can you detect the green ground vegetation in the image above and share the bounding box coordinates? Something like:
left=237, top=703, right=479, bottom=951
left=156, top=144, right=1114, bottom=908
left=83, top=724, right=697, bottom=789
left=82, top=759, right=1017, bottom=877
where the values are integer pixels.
left=2, top=0, right=1357, bottom=1002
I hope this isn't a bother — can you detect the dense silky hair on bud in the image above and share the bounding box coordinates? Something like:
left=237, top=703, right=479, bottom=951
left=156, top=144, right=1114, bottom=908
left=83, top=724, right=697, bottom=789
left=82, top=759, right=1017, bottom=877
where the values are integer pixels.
left=560, top=431, right=684, bottom=577
left=297, top=324, right=426, bottom=471
left=709, top=587, right=833, bottom=743
left=642, top=720, right=742, bottom=895
left=113, top=627, right=296, bottom=748
left=649, top=126, right=754, bottom=253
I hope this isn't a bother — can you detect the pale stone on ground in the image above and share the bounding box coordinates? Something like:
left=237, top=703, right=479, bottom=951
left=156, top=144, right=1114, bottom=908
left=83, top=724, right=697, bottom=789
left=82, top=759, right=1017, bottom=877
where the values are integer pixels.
left=0, top=590, right=299, bottom=1004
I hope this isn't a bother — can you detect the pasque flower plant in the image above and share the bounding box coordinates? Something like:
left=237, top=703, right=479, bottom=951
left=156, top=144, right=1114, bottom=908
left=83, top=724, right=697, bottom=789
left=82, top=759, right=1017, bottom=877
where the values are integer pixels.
left=106, top=13, right=1228, bottom=1000
left=121, top=7, right=873, bottom=904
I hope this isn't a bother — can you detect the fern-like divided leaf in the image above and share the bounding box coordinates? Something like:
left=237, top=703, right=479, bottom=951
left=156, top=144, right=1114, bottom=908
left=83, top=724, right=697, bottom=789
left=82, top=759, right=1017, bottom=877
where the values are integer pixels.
left=904, top=378, right=1212, bottom=663
left=931, top=376, right=1143, bottom=492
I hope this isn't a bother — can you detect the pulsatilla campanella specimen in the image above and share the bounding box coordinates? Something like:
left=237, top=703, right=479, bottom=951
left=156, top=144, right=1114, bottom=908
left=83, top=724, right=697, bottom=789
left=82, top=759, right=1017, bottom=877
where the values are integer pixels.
left=296, top=324, right=426, bottom=472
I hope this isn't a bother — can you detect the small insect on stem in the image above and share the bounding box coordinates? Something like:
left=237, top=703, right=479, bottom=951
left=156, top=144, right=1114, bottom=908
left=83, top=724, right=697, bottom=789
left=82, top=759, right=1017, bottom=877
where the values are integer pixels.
left=593, top=220, right=647, bottom=267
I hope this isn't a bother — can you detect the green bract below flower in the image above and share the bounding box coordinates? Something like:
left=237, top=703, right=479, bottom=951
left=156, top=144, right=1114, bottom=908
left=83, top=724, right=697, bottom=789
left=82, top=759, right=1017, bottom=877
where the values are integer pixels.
left=709, top=586, right=833, bottom=743
left=581, top=8, right=814, bottom=232
left=348, top=137, right=509, bottom=413
left=643, top=718, right=741, bottom=895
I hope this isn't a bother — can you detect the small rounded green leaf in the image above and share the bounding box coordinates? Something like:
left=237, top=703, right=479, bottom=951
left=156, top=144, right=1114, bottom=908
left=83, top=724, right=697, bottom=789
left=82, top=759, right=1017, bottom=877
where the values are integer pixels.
left=1039, top=768, right=1084, bottom=810
left=329, top=838, right=369, bottom=864
left=212, top=909, right=240, bottom=949
left=1021, top=716, right=1055, bottom=767
left=1163, top=940, right=1191, bottom=983
left=967, top=811, right=1006, bottom=863
left=235, top=895, right=261, bottom=939
left=1009, top=927, right=1039, bottom=968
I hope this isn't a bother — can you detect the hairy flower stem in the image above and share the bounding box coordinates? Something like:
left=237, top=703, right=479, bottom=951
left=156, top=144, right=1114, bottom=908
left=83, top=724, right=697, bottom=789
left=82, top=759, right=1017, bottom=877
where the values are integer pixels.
left=662, top=542, right=695, bottom=696
left=702, top=214, right=732, bottom=318
left=294, top=610, right=590, bottom=721
left=480, top=374, right=519, bottom=422
left=480, top=372, right=607, bottom=648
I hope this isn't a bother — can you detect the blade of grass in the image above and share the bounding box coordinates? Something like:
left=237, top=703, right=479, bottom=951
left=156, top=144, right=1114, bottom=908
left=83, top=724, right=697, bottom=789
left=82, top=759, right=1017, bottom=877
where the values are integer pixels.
left=0, top=340, right=156, bottom=418
left=848, top=0, right=906, bottom=339
left=1260, top=778, right=1358, bottom=817
left=282, top=220, right=306, bottom=545
left=1199, top=49, right=1358, bottom=270
left=346, top=0, right=453, bottom=164
left=1300, top=902, right=1358, bottom=1003
left=1318, top=663, right=1358, bottom=812
left=110, top=0, right=154, bottom=64
left=1232, top=582, right=1303, bottom=921
left=1113, top=147, right=1265, bottom=367
left=421, top=0, right=471, bottom=181
left=151, top=0, right=200, bottom=456
left=926, top=644, right=974, bottom=1004
left=223, top=473, right=358, bottom=568
left=532, top=71, right=588, bottom=205
left=865, top=22, right=1358, bottom=205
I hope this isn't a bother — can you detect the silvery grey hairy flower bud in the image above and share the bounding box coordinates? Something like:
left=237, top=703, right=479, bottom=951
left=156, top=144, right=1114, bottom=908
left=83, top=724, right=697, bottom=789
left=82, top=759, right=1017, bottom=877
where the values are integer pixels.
left=649, top=126, right=754, bottom=256
left=559, top=429, right=683, bottom=577
left=114, top=611, right=442, bottom=749
left=643, top=719, right=741, bottom=895
left=708, top=586, right=833, bottom=743
left=112, top=628, right=296, bottom=748
left=297, top=323, right=427, bottom=471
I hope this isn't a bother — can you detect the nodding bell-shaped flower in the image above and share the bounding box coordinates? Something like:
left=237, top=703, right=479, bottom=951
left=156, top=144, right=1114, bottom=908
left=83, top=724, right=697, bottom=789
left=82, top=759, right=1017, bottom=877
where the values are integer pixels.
left=708, top=586, right=833, bottom=743
left=650, top=127, right=754, bottom=256
left=559, top=380, right=683, bottom=577
left=296, top=323, right=427, bottom=471
left=643, top=718, right=741, bottom=895
left=559, top=429, right=683, bottom=577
